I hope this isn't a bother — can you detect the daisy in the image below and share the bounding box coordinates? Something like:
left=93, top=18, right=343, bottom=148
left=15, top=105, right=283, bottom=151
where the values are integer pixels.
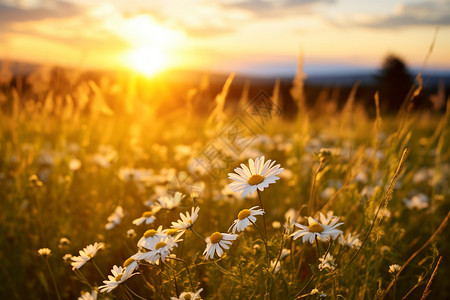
left=132, top=211, right=156, bottom=226
left=147, top=235, right=180, bottom=264
left=71, top=242, right=105, bottom=270
left=78, top=290, right=97, bottom=300
left=291, top=214, right=343, bottom=244
left=170, top=288, right=203, bottom=300
left=318, top=253, right=336, bottom=271
left=105, top=206, right=124, bottom=230
left=171, top=206, right=200, bottom=237
left=339, top=233, right=362, bottom=249
left=137, top=225, right=165, bottom=250
left=229, top=206, right=264, bottom=233
left=122, top=257, right=139, bottom=278
left=203, top=232, right=238, bottom=260
left=389, top=264, right=401, bottom=274
left=133, top=235, right=179, bottom=264
left=99, top=265, right=138, bottom=293
left=403, top=193, right=429, bottom=210
left=228, top=156, right=284, bottom=197
left=156, top=192, right=185, bottom=210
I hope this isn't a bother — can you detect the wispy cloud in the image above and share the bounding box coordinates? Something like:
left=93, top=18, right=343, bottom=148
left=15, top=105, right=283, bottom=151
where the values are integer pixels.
left=0, top=1, right=82, bottom=26
left=224, top=0, right=336, bottom=18
left=342, top=1, right=450, bottom=28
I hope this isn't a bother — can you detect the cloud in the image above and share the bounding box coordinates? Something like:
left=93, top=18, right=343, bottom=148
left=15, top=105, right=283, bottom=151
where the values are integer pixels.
left=348, top=1, right=450, bottom=28
left=0, top=1, right=82, bottom=26
left=224, top=0, right=336, bottom=18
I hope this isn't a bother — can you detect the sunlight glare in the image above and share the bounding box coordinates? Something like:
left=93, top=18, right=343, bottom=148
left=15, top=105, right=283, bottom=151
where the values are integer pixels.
left=127, top=46, right=167, bottom=76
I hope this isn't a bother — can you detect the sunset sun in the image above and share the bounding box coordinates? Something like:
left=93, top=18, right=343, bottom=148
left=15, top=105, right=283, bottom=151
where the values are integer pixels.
left=116, top=15, right=184, bottom=77
left=126, top=46, right=168, bottom=76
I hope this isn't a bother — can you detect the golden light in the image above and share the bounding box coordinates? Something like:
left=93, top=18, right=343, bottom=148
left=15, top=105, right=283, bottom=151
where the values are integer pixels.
left=126, top=46, right=168, bottom=76
left=113, top=15, right=185, bottom=76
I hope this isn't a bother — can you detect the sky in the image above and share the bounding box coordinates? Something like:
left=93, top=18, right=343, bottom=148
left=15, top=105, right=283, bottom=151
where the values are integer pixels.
left=0, top=0, right=449, bottom=76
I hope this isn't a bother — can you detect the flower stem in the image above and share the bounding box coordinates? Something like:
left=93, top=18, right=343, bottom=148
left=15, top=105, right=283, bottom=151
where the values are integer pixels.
left=308, top=161, right=323, bottom=216
left=257, top=190, right=268, bottom=244
left=315, top=236, right=321, bottom=259
left=190, top=228, right=205, bottom=241
left=45, top=257, right=61, bottom=300
left=125, top=284, right=148, bottom=300
left=91, top=259, right=106, bottom=280
left=45, top=258, right=62, bottom=300
left=224, top=249, right=244, bottom=291
left=74, top=269, right=94, bottom=290
left=167, top=257, right=195, bottom=291
left=250, top=220, right=269, bottom=264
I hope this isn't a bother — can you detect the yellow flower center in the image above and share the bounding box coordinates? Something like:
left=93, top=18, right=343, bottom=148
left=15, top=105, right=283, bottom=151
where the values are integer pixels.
left=115, top=273, right=123, bottom=282
left=155, top=242, right=167, bottom=250
left=123, top=258, right=135, bottom=268
left=142, top=211, right=153, bottom=218
left=238, top=209, right=251, bottom=220
left=144, top=229, right=157, bottom=238
left=308, top=222, right=324, bottom=233
left=184, top=295, right=192, bottom=300
left=247, top=174, right=264, bottom=186
left=166, top=229, right=179, bottom=236
left=210, top=232, right=223, bottom=244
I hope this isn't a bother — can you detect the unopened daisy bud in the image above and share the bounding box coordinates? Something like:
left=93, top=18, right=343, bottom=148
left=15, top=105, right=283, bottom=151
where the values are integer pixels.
left=127, top=229, right=136, bottom=238
left=38, top=248, right=51, bottom=256
left=318, top=148, right=332, bottom=164
left=59, top=237, right=71, bottom=249
left=63, top=254, right=73, bottom=261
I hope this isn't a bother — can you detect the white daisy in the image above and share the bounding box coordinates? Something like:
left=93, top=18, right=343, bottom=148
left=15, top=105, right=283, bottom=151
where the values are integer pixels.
left=171, top=206, right=200, bottom=237
left=133, top=235, right=179, bottom=264
left=271, top=259, right=281, bottom=274
left=318, top=253, right=336, bottom=271
left=132, top=211, right=156, bottom=226
left=389, top=264, right=401, bottom=274
left=137, top=225, right=165, bottom=250
left=339, top=233, right=362, bottom=249
left=291, top=214, right=343, bottom=244
left=122, top=257, right=139, bottom=278
left=403, top=193, right=429, bottom=210
left=170, top=288, right=203, bottom=300
left=99, top=265, right=138, bottom=293
left=156, top=192, right=185, bottom=210
left=78, top=290, right=97, bottom=300
left=203, top=232, right=238, bottom=260
left=105, top=206, right=124, bottom=230
left=228, top=156, right=284, bottom=197
left=228, top=206, right=264, bottom=233
left=71, top=242, right=105, bottom=270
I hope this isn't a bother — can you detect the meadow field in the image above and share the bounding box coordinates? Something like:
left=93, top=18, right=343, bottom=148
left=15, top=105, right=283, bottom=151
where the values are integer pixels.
left=0, top=67, right=449, bottom=300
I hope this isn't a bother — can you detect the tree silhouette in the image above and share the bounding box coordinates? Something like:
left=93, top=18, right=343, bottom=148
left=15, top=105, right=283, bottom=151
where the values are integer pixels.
left=376, top=55, right=412, bottom=112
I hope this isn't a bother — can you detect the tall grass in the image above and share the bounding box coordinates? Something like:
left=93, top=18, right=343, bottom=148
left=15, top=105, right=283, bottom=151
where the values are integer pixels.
left=0, top=65, right=449, bottom=299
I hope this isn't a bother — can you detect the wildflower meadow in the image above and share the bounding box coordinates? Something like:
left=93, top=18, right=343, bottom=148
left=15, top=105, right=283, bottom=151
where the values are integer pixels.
left=0, top=67, right=449, bottom=300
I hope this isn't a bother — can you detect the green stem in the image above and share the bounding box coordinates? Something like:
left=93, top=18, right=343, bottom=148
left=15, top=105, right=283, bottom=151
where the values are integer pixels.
left=74, top=269, right=94, bottom=290
left=91, top=259, right=106, bottom=280
left=223, top=249, right=244, bottom=293
left=315, top=236, right=321, bottom=259
left=167, top=257, right=195, bottom=291
left=190, top=228, right=205, bottom=241
left=45, top=258, right=62, bottom=300
left=250, top=220, right=269, bottom=265
left=125, top=284, right=148, bottom=300
left=257, top=190, right=268, bottom=243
